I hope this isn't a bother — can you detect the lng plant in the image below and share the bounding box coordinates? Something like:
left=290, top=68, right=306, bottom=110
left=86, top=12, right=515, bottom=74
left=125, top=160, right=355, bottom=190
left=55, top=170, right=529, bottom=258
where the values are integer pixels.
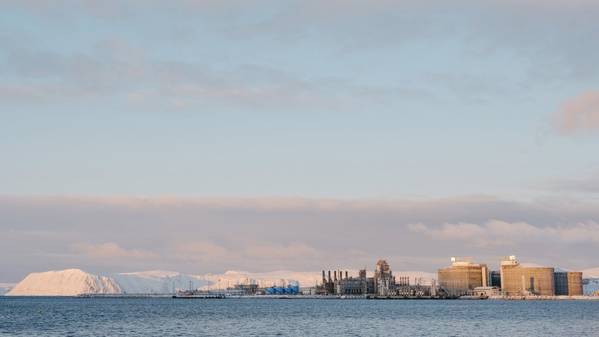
left=316, top=256, right=586, bottom=299
left=173, top=255, right=589, bottom=299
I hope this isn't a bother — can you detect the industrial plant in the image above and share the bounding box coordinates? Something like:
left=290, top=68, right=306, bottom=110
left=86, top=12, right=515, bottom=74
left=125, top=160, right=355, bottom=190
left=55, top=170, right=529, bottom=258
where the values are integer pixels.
left=316, top=255, right=587, bottom=299
left=174, top=255, right=590, bottom=300
left=317, top=260, right=437, bottom=298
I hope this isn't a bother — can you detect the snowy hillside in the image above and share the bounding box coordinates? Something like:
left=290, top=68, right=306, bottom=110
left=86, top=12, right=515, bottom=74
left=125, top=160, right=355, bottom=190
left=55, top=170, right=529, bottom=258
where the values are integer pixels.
left=113, top=270, right=210, bottom=294
left=6, top=269, right=121, bottom=296
left=195, top=270, right=321, bottom=290
left=110, top=270, right=319, bottom=292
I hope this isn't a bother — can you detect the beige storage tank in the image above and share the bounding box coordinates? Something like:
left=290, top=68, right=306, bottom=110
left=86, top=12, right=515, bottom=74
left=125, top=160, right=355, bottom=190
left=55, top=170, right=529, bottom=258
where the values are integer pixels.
left=500, top=256, right=554, bottom=296
left=438, top=257, right=488, bottom=297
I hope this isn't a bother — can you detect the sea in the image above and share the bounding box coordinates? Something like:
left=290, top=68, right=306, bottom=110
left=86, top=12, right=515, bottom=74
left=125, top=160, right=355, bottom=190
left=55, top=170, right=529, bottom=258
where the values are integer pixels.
left=1, top=297, right=599, bottom=336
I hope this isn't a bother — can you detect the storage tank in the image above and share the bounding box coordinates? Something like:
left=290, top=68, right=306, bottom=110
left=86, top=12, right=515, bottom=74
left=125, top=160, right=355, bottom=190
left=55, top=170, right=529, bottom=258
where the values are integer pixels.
left=437, top=257, right=488, bottom=297
left=500, top=257, right=554, bottom=296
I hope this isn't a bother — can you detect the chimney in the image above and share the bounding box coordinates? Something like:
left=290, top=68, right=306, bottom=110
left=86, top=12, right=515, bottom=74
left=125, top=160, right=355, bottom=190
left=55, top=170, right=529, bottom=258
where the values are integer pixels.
left=334, top=271, right=337, bottom=281
left=328, top=270, right=331, bottom=283
left=345, top=271, right=348, bottom=280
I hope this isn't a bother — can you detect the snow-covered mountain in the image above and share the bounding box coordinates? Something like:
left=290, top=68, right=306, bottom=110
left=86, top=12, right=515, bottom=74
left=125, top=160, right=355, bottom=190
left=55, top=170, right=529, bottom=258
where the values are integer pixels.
left=112, top=270, right=210, bottom=294
left=6, top=269, right=121, bottom=296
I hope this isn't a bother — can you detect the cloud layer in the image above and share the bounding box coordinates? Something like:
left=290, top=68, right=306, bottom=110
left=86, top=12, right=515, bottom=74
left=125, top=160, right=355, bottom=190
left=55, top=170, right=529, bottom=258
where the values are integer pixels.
left=409, top=220, right=599, bottom=248
left=72, top=242, right=157, bottom=259
left=3, top=0, right=599, bottom=111
left=2, top=195, right=599, bottom=282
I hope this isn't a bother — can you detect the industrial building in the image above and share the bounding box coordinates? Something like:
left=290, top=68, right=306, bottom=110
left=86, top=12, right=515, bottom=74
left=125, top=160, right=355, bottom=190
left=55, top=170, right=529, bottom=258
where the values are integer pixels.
left=373, top=260, right=395, bottom=296
left=320, top=259, right=437, bottom=298
left=320, top=269, right=372, bottom=295
left=437, top=258, right=488, bottom=297
left=554, top=271, right=583, bottom=296
left=500, top=256, right=555, bottom=296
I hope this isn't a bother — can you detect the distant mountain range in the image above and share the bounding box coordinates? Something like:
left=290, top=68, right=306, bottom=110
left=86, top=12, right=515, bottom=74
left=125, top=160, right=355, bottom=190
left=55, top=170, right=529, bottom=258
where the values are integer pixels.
left=5, top=269, right=435, bottom=296
left=5, top=269, right=326, bottom=296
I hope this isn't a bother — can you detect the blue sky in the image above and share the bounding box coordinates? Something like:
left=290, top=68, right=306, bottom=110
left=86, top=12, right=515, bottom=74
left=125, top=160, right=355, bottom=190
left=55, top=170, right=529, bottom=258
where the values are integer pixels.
left=2, top=1, right=599, bottom=281
left=2, top=0, right=598, bottom=198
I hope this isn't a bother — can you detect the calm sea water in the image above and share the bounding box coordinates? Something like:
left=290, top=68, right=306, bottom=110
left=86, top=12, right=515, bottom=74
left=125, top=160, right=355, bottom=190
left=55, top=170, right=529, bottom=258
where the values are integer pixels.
left=1, top=297, right=599, bottom=336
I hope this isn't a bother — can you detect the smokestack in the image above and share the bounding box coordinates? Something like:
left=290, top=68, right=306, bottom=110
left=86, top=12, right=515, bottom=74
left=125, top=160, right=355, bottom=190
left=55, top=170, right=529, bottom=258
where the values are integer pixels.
left=345, top=271, right=348, bottom=280
left=322, top=270, right=326, bottom=284
left=328, top=270, right=331, bottom=283
left=334, top=271, right=337, bottom=281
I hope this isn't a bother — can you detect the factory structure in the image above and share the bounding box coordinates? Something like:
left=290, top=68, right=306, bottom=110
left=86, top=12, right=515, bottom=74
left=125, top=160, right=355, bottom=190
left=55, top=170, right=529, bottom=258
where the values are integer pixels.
left=178, top=255, right=588, bottom=299
left=318, top=260, right=438, bottom=298
left=437, top=255, right=584, bottom=298
left=317, top=256, right=586, bottom=299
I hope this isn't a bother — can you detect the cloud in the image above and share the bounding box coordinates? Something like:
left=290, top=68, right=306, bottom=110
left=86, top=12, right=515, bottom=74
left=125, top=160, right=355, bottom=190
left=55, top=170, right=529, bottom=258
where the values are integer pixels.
left=556, top=90, right=599, bottom=134
left=244, top=243, right=320, bottom=260
left=3, top=0, right=599, bottom=111
left=0, top=42, right=411, bottom=112
left=173, top=241, right=320, bottom=264
left=544, top=171, right=599, bottom=193
left=409, top=220, right=599, bottom=248
left=71, top=242, right=157, bottom=259
left=3, top=195, right=599, bottom=281
left=173, top=242, right=230, bottom=262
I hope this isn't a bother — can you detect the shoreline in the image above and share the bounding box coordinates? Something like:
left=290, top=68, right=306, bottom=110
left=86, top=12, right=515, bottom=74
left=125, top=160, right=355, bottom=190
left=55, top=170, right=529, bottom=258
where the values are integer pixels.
left=5, top=294, right=599, bottom=300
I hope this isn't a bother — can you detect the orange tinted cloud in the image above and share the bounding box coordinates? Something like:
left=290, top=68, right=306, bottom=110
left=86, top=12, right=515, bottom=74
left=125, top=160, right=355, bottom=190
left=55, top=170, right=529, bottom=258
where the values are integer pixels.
left=72, top=242, right=157, bottom=259
left=556, top=90, right=599, bottom=134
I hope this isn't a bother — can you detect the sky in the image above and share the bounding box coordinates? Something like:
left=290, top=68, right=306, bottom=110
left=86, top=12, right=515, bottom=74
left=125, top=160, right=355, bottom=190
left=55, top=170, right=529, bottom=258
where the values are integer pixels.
left=1, top=0, right=599, bottom=282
